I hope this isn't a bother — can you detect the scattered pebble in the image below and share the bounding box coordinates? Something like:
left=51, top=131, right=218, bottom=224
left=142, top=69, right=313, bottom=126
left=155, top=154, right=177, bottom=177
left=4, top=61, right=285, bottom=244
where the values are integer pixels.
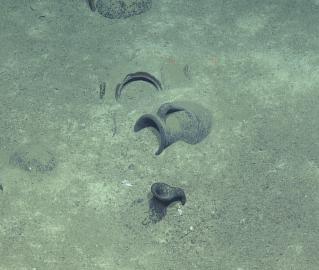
left=121, top=179, right=133, bottom=187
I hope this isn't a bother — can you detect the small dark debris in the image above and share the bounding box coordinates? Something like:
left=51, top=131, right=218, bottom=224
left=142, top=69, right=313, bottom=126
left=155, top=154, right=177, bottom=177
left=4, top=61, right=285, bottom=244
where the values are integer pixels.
left=127, top=163, right=135, bottom=170
left=183, top=64, right=191, bottom=80
left=99, top=82, right=106, bottom=99
left=131, top=197, right=144, bottom=206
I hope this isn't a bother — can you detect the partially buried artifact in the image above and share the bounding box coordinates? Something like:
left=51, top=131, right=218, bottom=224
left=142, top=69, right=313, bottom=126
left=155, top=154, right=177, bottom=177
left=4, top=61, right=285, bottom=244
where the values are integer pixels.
left=151, top=182, right=186, bottom=205
left=134, top=101, right=212, bottom=155
left=92, top=0, right=152, bottom=19
left=148, top=182, right=186, bottom=223
left=115, top=71, right=162, bottom=101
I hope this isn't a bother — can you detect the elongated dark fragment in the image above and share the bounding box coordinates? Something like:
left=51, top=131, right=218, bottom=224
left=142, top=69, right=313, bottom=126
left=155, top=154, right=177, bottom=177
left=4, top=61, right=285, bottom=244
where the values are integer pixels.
left=88, top=0, right=96, bottom=12
left=99, top=82, right=106, bottom=99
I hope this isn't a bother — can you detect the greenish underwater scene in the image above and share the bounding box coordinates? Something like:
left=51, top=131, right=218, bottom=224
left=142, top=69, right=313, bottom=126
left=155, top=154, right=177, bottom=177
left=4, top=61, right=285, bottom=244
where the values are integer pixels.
left=0, top=0, right=319, bottom=269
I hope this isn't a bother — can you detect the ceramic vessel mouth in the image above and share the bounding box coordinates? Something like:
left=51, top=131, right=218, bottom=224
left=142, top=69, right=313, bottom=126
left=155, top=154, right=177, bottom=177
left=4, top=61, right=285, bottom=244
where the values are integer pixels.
left=134, top=114, right=166, bottom=155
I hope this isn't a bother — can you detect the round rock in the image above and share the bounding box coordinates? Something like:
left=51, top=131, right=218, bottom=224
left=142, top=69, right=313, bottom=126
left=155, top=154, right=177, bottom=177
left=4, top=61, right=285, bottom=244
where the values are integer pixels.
left=9, top=144, right=57, bottom=173
left=96, top=0, right=152, bottom=19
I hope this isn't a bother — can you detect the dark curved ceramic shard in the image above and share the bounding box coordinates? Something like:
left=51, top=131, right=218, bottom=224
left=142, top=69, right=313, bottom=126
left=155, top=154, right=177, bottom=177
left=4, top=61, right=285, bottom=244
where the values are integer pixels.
left=115, top=71, right=162, bottom=101
left=134, top=101, right=212, bottom=155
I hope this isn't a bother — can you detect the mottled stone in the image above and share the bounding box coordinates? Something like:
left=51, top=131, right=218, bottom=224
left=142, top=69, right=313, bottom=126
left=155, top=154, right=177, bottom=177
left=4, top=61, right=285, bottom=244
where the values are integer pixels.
left=9, top=144, right=57, bottom=173
left=96, top=0, right=152, bottom=19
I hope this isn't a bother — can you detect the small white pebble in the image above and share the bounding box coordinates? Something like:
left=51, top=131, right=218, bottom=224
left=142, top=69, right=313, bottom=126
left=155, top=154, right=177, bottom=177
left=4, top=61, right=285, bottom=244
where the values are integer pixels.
left=121, top=179, right=133, bottom=187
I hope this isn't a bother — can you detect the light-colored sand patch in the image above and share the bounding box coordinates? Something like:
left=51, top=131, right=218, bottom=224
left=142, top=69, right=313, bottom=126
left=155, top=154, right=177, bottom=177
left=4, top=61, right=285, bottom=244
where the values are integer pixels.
left=236, top=13, right=268, bottom=35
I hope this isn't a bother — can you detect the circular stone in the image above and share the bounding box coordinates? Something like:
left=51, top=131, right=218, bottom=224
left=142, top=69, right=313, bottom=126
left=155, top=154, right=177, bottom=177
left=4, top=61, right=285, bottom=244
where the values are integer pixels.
left=9, top=144, right=57, bottom=173
left=96, top=0, right=152, bottom=19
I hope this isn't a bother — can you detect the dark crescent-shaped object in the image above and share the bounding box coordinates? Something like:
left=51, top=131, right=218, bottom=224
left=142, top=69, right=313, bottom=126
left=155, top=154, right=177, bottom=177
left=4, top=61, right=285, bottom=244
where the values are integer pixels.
left=151, top=182, right=186, bottom=206
left=115, top=71, right=162, bottom=101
